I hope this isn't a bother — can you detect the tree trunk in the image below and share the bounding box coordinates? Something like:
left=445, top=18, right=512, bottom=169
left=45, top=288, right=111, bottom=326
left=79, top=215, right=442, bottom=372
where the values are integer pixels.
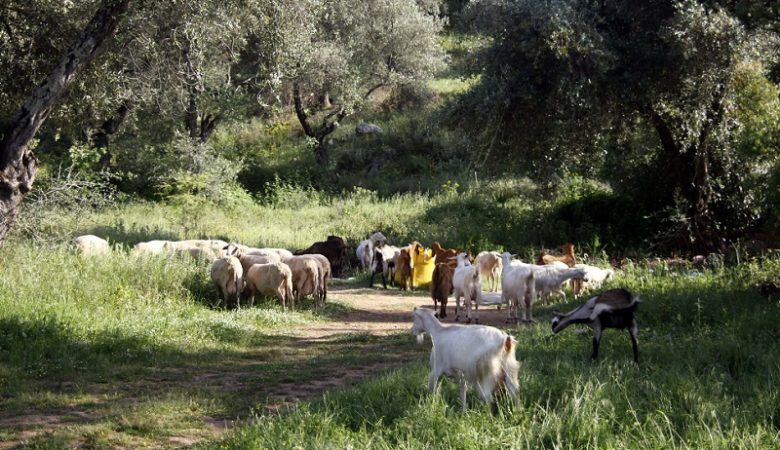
left=293, top=82, right=346, bottom=166
left=650, top=111, right=721, bottom=253
left=0, top=0, right=130, bottom=244
left=93, top=102, right=130, bottom=170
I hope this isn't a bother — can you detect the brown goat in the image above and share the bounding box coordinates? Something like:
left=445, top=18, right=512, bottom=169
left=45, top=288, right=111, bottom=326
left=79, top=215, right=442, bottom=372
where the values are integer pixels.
left=430, top=241, right=458, bottom=269
left=537, top=243, right=582, bottom=296
left=397, top=248, right=414, bottom=290
left=430, top=263, right=455, bottom=318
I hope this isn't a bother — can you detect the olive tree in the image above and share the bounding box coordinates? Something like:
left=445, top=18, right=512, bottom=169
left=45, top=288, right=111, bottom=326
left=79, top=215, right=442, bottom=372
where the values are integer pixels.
left=250, top=0, right=446, bottom=165
left=457, top=0, right=780, bottom=251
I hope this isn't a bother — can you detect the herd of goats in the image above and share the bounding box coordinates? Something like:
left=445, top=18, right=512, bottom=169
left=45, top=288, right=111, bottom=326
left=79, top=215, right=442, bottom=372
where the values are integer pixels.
left=73, top=231, right=642, bottom=410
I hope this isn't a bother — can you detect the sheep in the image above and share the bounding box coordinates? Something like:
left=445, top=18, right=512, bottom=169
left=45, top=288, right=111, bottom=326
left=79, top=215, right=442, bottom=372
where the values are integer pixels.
left=551, top=288, right=640, bottom=362
left=370, top=245, right=400, bottom=289
left=244, top=262, right=294, bottom=310
left=575, top=263, right=615, bottom=293
left=131, top=240, right=170, bottom=256
left=500, top=252, right=536, bottom=323
left=224, top=243, right=282, bottom=273
left=295, top=235, right=348, bottom=277
left=474, top=251, right=503, bottom=292
left=305, top=253, right=331, bottom=307
left=533, top=265, right=588, bottom=304
left=452, top=253, right=482, bottom=323
left=282, top=255, right=321, bottom=307
left=537, top=242, right=582, bottom=296
left=430, top=262, right=455, bottom=318
left=210, top=256, right=244, bottom=308
left=72, top=235, right=110, bottom=256
left=430, top=242, right=458, bottom=269
left=410, top=307, right=519, bottom=411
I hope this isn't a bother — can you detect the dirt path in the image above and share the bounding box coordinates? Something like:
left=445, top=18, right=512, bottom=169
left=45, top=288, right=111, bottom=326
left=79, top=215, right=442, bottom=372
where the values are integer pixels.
left=3, top=285, right=520, bottom=449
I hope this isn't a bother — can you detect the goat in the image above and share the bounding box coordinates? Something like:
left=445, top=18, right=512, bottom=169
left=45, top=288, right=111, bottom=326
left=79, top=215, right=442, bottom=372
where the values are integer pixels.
left=474, top=251, right=503, bottom=292
left=430, top=242, right=458, bottom=269
left=410, top=307, right=519, bottom=411
left=533, top=265, right=588, bottom=304
left=551, top=288, right=640, bottom=362
left=537, top=242, right=582, bottom=296
left=575, top=263, right=615, bottom=294
left=430, top=263, right=454, bottom=318
left=500, top=252, right=536, bottom=323
left=452, top=253, right=482, bottom=323
left=370, top=245, right=400, bottom=289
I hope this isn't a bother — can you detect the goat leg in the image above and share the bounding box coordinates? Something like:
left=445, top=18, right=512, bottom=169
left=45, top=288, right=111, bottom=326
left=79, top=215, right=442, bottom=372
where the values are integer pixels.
left=629, top=320, right=639, bottom=363
left=591, top=322, right=602, bottom=360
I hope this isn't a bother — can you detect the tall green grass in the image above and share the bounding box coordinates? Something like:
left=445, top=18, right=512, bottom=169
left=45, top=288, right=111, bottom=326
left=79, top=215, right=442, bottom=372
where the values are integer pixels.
left=209, top=259, right=780, bottom=449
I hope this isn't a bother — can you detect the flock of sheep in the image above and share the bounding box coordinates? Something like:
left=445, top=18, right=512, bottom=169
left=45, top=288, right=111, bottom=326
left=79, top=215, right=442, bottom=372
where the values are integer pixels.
left=72, top=234, right=332, bottom=310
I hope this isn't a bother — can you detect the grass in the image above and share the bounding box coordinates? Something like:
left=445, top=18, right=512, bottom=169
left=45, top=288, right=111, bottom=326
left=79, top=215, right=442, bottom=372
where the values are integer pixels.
left=208, top=259, right=780, bottom=449
left=4, top=188, right=780, bottom=448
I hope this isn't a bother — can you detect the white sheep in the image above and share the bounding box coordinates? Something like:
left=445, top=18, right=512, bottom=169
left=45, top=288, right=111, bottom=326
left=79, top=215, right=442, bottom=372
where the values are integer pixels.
left=244, top=262, right=294, bottom=309
left=500, top=252, right=536, bottom=323
left=282, top=255, right=321, bottom=307
left=224, top=243, right=281, bottom=273
left=410, top=307, right=519, bottom=411
left=452, top=253, right=483, bottom=323
left=533, top=265, right=588, bottom=304
left=304, top=253, right=331, bottom=307
left=210, top=256, right=244, bottom=308
left=72, top=235, right=110, bottom=256
left=131, top=240, right=170, bottom=256
left=575, top=263, right=615, bottom=293
left=474, top=251, right=503, bottom=292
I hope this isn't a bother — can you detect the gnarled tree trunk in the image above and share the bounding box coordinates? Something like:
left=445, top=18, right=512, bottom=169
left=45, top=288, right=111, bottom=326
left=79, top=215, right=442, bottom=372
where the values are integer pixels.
left=293, top=82, right=346, bottom=166
left=0, top=0, right=130, bottom=245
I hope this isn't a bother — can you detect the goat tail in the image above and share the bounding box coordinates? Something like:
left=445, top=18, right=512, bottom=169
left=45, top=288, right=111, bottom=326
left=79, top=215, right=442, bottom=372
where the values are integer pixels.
left=501, top=335, right=520, bottom=397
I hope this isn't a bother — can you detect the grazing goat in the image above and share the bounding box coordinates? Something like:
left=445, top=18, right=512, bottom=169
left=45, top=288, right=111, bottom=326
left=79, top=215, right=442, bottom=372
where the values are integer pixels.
left=500, top=253, right=536, bottom=323
left=575, top=264, right=615, bottom=293
left=431, top=242, right=458, bottom=269
left=452, top=253, right=482, bottom=323
left=537, top=242, right=582, bottom=296
left=475, top=251, right=503, bottom=292
left=533, top=265, right=588, bottom=304
left=430, top=263, right=455, bottom=318
left=551, top=288, right=640, bottom=362
left=411, top=307, right=519, bottom=411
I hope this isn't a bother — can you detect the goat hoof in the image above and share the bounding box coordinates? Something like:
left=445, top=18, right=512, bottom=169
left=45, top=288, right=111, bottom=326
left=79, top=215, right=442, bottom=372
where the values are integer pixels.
left=466, top=318, right=472, bottom=324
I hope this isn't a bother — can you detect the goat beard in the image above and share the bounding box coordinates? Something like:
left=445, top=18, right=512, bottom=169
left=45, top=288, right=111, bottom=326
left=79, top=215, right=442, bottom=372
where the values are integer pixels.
left=416, top=333, right=425, bottom=345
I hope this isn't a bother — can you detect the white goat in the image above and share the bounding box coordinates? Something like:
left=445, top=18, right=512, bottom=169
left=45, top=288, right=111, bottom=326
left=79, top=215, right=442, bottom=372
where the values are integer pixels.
left=500, top=252, right=536, bottom=323
left=370, top=245, right=400, bottom=289
left=533, top=265, right=588, bottom=304
left=474, top=251, right=503, bottom=292
left=575, top=263, right=615, bottom=293
left=356, top=232, right=388, bottom=271
left=452, top=253, right=482, bottom=323
left=410, top=307, right=519, bottom=411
